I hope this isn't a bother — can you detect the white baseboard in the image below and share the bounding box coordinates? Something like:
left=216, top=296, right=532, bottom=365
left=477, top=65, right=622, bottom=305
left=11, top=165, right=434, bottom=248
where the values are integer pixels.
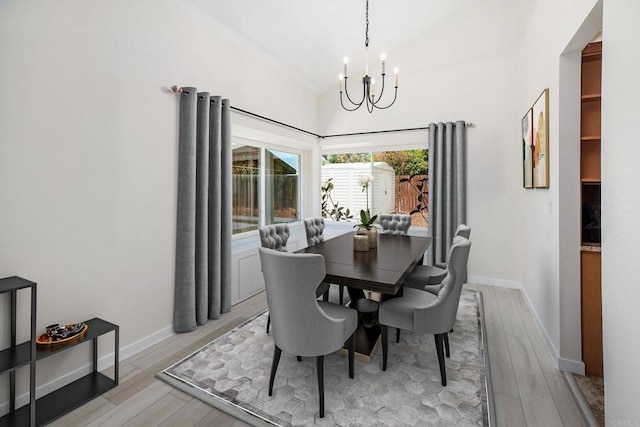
left=0, top=324, right=175, bottom=414
left=518, top=283, right=585, bottom=375
left=470, top=275, right=586, bottom=376
left=558, top=357, right=585, bottom=375
left=117, top=324, right=175, bottom=365
left=468, top=275, right=522, bottom=289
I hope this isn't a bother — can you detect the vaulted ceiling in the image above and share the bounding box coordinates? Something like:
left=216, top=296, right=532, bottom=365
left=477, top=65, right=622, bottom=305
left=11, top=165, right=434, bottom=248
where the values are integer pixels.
left=186, top=0, right=474, bottom=93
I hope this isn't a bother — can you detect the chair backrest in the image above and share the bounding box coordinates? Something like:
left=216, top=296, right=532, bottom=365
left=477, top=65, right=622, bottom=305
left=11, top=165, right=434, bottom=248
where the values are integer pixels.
left=434, top=225, right=471, bottom=269
left=258, top=224, right=290, bottom=251
left=378, top=214, right=412, bottom=235
left=455, top=224, right=471, bottom=240
left=259, top=248, right=349, bottom=356
left=415, top=237, right=471, bottom=333
left=303, top=217, right=325, bottom=247
left=444, top=235, right=468, bottom=265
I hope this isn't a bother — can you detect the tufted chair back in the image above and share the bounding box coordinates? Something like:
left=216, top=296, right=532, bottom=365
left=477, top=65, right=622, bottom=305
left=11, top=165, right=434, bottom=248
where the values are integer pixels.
left=378, top=214, right=412, bottom=235
left=303, top=217, right=325, bottom=247
left=454, top=224, right=471, bottom=240
left=258, top=224, right=290, bottom=252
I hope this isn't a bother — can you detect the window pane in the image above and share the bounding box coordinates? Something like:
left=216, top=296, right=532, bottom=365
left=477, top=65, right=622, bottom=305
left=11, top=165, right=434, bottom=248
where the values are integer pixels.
left=232, top=145, right=260, bottom=234
left=266, top=149, right=300, bottom=224
left=321, top=150, right=429, bottom=227
left=321, top=153, right=371, bottom=222
left=373, top=149, right=429, bottom=226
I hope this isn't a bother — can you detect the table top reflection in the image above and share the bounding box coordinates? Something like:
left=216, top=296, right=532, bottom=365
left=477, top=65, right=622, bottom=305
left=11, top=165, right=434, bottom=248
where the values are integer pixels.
left=296, top=232, right=432, bottom=295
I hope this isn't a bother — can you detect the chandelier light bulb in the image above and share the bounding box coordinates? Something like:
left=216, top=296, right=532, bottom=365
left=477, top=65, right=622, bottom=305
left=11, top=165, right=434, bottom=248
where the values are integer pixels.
left=393, top=67, right=399, bottom=87
left=343, top=56, right=349, bottom=77
left=380, top=53, right=386, bottom=74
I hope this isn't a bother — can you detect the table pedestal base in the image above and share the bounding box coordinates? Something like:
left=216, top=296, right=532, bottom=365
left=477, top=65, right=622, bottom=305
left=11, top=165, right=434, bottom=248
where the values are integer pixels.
left=339, top=297, right=381, bottom=363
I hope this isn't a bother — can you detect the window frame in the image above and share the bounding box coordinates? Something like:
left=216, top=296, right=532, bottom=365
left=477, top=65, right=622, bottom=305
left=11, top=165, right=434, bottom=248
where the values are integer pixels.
left=232, top=136, right=304, bottom=239
left=320, top=142, right=429, bottom=229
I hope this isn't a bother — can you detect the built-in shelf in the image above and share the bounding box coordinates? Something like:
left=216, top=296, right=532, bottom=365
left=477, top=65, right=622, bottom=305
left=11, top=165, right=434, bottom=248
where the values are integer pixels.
left=580, top=40, right=603, bottom=377
left=581, top=94, right=601, bottom=101
left=582, top=51, right=602, bottom=61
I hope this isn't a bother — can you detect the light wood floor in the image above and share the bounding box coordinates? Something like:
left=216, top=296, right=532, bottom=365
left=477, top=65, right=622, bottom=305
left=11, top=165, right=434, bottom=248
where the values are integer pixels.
left=49, top=284, right=586, bottom=426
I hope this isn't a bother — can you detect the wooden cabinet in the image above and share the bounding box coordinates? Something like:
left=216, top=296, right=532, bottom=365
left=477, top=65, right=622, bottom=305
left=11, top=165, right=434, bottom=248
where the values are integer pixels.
left=580, top=41, right=602, bottom=377
left=581, top=251, right=603, bottom=376
left=580, top=42, right=602, bottom=182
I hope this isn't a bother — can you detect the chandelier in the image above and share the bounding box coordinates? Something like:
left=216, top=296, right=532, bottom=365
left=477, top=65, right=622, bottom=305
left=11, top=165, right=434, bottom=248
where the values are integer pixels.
left=339, top=0, right=399, bottom=113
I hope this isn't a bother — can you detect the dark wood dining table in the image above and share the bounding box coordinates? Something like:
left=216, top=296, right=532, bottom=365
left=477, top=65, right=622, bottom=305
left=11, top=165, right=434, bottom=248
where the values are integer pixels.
left=297, top=230, right=432, bottom=360
left=297, top=231, right=432, bottom=296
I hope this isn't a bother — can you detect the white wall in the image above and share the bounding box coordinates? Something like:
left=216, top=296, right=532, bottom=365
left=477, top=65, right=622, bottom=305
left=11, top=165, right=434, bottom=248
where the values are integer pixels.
left=0, top=0, right=317, bottom=403
left=601, top=0, right=640, bottom=420
left=517, top=0, right=599, bottom=372
left=319, top=0, right=527, bottom=288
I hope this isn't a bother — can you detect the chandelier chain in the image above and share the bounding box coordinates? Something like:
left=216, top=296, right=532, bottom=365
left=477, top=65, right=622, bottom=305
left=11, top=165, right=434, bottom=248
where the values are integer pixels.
left=365, top=0, right=369, bottom=47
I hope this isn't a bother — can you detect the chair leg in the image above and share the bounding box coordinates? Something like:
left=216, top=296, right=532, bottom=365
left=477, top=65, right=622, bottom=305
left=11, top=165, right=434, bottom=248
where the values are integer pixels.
left=444, top=332, right=450, bottom=358
left=396, top=328, right=401, bottom=343
left=434, top=334, right=447, bottom=386
left=339, top=285, right=344, bottom=305
left=381, top=325, right=388, bottom=371
left=347, top=331, right=355, bottom=379
left=266, top=314, right=271, bottom=334
left=269, top=345, right=282, bottom=396
left=316, top=355, right=325, bottom=418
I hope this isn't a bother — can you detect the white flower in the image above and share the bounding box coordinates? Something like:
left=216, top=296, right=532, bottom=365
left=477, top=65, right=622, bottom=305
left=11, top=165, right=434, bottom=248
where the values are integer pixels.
left=358, top=174, right=374, bottom=188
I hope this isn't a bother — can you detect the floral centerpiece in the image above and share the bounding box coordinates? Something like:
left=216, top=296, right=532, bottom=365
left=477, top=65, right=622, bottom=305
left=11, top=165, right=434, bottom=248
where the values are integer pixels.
left=354, top=174, right=378, bottom=248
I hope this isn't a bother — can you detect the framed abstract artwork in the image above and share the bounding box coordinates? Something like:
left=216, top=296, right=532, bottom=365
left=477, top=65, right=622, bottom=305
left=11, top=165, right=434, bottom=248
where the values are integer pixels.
left=522, top=108, right=533, bottom=188
left=531, top=88, right=549, bottom=188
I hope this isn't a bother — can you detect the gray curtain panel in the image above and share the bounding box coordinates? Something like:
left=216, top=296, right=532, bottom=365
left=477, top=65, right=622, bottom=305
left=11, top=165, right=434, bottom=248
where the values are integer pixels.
left=174, top=87, right=232, bottom=333
left=427, top=121, right=467, bottom=267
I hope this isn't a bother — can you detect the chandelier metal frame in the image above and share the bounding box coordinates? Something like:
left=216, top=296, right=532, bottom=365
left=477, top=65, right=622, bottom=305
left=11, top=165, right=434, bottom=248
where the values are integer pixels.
left=339, top=0, right=399, bottom=113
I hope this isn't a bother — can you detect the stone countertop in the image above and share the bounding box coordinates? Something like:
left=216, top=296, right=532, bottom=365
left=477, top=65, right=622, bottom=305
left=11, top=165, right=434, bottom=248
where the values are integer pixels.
left=581, top=244, right=601, bottom=252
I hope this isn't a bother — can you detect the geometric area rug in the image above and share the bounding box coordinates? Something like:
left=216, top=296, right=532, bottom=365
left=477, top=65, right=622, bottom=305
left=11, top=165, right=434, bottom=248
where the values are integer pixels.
left=158, top=289, right=489, bottom=426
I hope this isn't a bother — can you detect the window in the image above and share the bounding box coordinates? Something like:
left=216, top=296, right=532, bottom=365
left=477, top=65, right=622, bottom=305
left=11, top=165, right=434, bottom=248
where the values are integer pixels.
left=232, top=145, right=260, bottom=234
left=266, top=149, right=300, bottom=225
left=321, top=149, right=428, bottom=226
left=232, top=143, right=301, bottom=235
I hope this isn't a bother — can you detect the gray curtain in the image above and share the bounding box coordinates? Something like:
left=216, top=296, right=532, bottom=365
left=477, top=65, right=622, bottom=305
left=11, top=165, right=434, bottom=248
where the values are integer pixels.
left=174, top=87, right=232, bottom=333
left=427, top=121, right=467, bottom=267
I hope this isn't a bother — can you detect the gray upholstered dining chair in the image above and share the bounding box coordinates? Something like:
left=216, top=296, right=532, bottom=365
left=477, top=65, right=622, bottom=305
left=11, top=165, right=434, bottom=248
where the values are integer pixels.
left=378, top=236, right=471, bottom=386
left=259, top=223, right=331, bottom=333
left=258, top=223, right=291, bottom=253
left=259, top=247, right=357, bottom=418
left=303, top=217, right=345, bottom=305
left=404, top=224, right=471, bottom=295
left=378, top=214, right=412, bottom=235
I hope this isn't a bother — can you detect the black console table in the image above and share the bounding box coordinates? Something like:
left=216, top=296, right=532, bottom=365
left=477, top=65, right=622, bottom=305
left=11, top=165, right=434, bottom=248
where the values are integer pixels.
left=0, top=276, right=119, bottom=426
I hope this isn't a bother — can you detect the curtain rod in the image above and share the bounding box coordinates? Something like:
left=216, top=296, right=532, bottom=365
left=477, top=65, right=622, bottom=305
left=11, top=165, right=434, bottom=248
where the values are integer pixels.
left=170, top=85, right=474, bottom=140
